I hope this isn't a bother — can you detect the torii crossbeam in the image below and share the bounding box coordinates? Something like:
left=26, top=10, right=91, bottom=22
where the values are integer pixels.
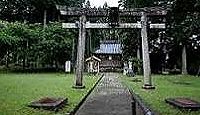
left=57, top=6, right=168, bottom=89
left=62, top=22, right=165, bottom=29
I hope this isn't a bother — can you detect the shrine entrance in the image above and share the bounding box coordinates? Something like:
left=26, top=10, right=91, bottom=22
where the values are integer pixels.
left=57, top=6, right=168, bottom=89
left=94, top=40, right=122, bottom=72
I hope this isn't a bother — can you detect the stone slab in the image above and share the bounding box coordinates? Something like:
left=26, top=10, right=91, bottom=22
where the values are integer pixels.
left=28, top=97, right=67, bottom=111
left=165, top=98, right=200, bottom=110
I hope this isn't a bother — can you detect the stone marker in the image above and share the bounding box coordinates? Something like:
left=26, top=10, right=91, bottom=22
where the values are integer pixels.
left=123, top=63, right=128, bottom=75
left=65, top=61, right=71, bottom=72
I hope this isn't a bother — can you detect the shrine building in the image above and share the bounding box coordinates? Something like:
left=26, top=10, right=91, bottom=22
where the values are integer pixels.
left=94, top=40, right=122, bottom=72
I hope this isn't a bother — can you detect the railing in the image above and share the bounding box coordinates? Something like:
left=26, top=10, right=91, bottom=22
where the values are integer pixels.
left=129, top=89, right=156, bottom=115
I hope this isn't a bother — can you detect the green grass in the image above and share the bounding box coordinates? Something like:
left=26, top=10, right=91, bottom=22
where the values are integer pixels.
left=0, top=73, right=99, bottom=115
left=121, top=75, right=200, bottom=115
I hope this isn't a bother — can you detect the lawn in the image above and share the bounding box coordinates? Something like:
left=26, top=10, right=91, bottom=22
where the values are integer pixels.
left=0, top=73, right=99, bottom=115
left=121, top=75, right=200, bottom=115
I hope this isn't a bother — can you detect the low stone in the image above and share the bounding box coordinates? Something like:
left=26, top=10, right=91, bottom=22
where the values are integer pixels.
left=172, top=81, right=191, bottom=85
left=132, top=78, right=142, bottom=82
left=28, top=97, right=67, bottom=111
left=72, top=85, right=86, bottom=89
left=165, top=98, right=200, bottom=110
left=126, top=69, right=135, bottom=77
left=142, top=84, right=155, bottom=89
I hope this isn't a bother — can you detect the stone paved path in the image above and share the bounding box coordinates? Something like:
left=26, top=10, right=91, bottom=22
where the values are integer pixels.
left=75, top=73, right=132, bottom=115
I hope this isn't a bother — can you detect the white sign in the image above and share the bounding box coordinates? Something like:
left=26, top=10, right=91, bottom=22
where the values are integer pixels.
left=65, top=61, right=71, bottom=72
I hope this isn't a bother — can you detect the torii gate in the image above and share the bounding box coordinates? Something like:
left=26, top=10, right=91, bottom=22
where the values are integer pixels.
left=57, top=6, right=168, bottom=89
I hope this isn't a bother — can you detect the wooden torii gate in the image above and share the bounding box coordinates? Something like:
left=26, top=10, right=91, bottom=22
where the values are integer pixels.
left=57, top=6, right=168, bottom=89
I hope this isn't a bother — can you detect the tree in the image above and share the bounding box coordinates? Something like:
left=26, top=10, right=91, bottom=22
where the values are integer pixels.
left=84, top=0, right=91, bottom=8
left=0, top=21, right=21, bottom=67
left=119, top=0, right=162, bottom=8
left=171, top=0, right=196, bottom=74
left=0, top=0, right=85, bottom=23
left=0, top=0, right=32, bottom=22
left=38, top=22, right=73, bottom=68
left=0, top=21, right=75, bottom=71
left=29, top=0, right=84, bottom=26
left=103, top=2, right=108, bottom=9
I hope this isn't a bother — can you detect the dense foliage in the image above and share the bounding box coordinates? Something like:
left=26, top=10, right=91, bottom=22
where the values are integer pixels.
left=0, top=21, right=74, bottom=70
left=0, top=0, right=84, bottom=71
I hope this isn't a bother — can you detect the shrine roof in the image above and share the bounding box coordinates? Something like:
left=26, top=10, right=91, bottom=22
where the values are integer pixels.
left=86, top=55, right=101, bottom=62
left=95, top=40, right=122, bottom=54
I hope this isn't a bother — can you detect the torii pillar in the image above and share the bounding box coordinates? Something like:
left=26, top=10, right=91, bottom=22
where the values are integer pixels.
left=73, top=15, right=86, bottom=89
left=141, top=12, right=155, bottom=89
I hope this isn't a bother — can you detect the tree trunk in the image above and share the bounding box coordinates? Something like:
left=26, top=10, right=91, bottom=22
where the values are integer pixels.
left=43, top=10, right=47, bottom=29
left=71, top=37, right=75, bottom=73
left=182, top=45, right=188, bottom=75
left=137, top=46, right=142, bottom=74
left=89, top=29, right=92, bottom=55
left=137, top=46, right=141, bottom=60
left=196, top=65, right=200, bottom=76
left=23, top=41, right=29, bottom=69
left=141, top=12, right=154, bottom=89
left=197, top=65, right=200, bottom=76
left=36, top=55, right=39, bottom=68
left=57, top=14, right=61, bottom=22
left=5, top=51, right=9, bottom=68
left=16, top=54, right=19, bottom=65
left=55, top=61, right=58, bottom=70
left=23, top=57, right=25, bottom=69
left=87, top=29, right=92, bottom=57
left=26, top=41, right=29, bottom=68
